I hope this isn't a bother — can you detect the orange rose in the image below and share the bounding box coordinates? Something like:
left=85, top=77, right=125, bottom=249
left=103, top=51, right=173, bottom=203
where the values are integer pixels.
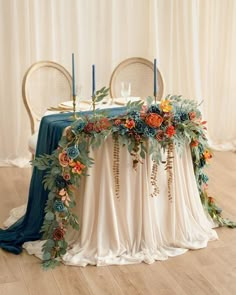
left=99, top=117, right=110, bottom=130
left=166, top=125, right=176, bottom=137
left=125, top=119, right=135, bottom=129
left=189, top=111, right=196, bottom=120
left=145, top=113, right=163, bottom=128
left=190, top=139, right=199, bottom=147
left=59, top=151, right=70, bottom=167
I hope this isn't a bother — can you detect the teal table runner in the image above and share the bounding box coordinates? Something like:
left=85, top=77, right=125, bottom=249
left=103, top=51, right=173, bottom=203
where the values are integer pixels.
left=0, top=107, right=126, bottom=254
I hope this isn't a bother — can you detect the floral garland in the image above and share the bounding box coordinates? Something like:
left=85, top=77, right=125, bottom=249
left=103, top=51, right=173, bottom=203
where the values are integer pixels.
left=33, top=93, right=236, bottom=269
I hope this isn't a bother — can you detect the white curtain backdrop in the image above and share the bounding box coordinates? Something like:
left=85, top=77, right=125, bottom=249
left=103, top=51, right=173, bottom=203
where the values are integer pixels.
left=150, top=0, right=236, bottom=151
left=0, top=0, right=236, bottom=166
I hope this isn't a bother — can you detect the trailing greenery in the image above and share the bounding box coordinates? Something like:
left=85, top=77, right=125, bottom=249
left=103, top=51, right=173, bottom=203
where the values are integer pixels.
left=32, top=92, right=236, bottom=269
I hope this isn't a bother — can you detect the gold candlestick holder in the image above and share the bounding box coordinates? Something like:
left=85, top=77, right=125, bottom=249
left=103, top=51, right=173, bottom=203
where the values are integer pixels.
left=72, top=94, right=78, bottom=120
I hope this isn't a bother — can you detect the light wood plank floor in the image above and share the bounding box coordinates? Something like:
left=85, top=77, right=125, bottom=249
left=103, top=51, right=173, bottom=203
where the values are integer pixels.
left=0, top=151, right=236, bottom=295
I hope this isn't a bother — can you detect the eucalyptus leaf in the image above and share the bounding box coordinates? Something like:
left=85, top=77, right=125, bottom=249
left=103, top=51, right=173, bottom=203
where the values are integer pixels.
left=45, top=211, right=55, bottom=221
left=43, top=252, right=51, bottom=261
left=43, top=239, right=55, bottom=248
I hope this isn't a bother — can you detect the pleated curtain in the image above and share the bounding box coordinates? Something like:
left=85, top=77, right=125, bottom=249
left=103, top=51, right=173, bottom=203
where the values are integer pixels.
left=0, top=0, right=235, bottom=166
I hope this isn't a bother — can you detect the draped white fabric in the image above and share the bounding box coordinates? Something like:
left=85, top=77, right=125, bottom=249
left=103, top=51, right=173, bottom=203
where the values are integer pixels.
left=149, top=0, right=236, bottom=151
left=0, top=0, right=236, bottom=166
left=21, top=139, right=217, bottom=266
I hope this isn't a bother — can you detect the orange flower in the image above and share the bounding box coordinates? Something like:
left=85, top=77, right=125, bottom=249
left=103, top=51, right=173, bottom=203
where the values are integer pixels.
left=100, top=117, right=110, bottom=129
left=189, top=111, right=196, bottom=120
left=160, top=100, right=172, bottom=112
left=69, top=160, right=86, bottom=174
left=166, top=125, right=176, bottom=137
left=59, top=151, right=70, bottom=167
left=114, top=119, right=122, bottom=125
left=203, top=150, right=212, bottom=161
left=145, top=113, right=163, bottom=128
left=125, top=119, right=135, bottom=129
left=156, top=130, right=165, bottom=141
left=63, top=172, right=71, bottom=181
left=208, top=196, right=215, bottom=204
left=191, top=139, right=199, bottom=147
left=59, top=188, right=71, bottom=207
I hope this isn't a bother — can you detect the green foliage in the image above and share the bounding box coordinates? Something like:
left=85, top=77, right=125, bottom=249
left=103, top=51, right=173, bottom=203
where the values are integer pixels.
left=126, top=99, right=144, bottom=111
left=42, top=259, right=60, bottom=270
left=94, top=87, right=110, bottom=103
left=149, top=138, right=162, bottom=163
left=32, top=93, right=236, bottom=270
left=68, top=213, right=80, bottom=230
left=31, top=154, right=54, bottom=170
left=146, top=96, right=154, bottom=106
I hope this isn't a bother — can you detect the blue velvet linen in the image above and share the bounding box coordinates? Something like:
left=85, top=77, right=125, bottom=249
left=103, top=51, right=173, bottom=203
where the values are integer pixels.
left=0, top=107, right=126, bottom=254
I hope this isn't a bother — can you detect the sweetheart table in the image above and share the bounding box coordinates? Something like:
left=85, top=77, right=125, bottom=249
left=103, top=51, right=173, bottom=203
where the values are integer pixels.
left=0, top=99, right=220, bottom=268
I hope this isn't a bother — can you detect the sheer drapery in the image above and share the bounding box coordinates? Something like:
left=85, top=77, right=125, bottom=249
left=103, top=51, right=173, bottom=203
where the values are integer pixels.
left=0, top=0, right=149, bottom=166
left=0, top=0, right=236, bottom=166
left=150, top=0, right=236, bottom=151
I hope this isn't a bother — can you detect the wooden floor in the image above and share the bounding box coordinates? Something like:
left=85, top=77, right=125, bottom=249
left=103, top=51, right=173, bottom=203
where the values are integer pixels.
left=0, top=151, right=236, bottom=295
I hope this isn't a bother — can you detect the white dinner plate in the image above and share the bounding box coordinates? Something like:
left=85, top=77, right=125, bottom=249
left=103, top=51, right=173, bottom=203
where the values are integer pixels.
left=58, top=100, right=92, bottom=110
left=114, top=97, right=141, bottom=105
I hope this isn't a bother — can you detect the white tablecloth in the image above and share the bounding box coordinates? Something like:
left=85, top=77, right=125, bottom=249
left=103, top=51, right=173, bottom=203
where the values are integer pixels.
left=21, top=136, right=217, bottom=266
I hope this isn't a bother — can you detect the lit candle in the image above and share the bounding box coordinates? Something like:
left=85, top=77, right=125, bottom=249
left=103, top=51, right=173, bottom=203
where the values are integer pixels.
left=72, top=53, right=76, bottom=96
left=154, top=58, right=157, bottom=97
left=92, top=64, right=96, bottom=96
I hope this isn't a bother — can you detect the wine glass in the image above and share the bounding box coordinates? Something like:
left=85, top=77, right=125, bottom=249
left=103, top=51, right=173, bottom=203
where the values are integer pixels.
left=121, top=82, right=131, bottom=103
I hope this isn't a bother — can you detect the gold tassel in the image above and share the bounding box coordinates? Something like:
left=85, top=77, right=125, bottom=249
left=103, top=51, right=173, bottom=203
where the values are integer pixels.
left=150, top=160, right=159, bottom=197
left=113, top=136, right=120, bottom=199
left=165, top=142, right=174, bottom=201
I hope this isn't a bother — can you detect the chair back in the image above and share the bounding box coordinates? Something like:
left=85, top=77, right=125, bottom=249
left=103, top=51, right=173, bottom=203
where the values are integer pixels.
left=109, top=57, right=164, bottom=100
left=22, top=61, right=72, bottom=134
